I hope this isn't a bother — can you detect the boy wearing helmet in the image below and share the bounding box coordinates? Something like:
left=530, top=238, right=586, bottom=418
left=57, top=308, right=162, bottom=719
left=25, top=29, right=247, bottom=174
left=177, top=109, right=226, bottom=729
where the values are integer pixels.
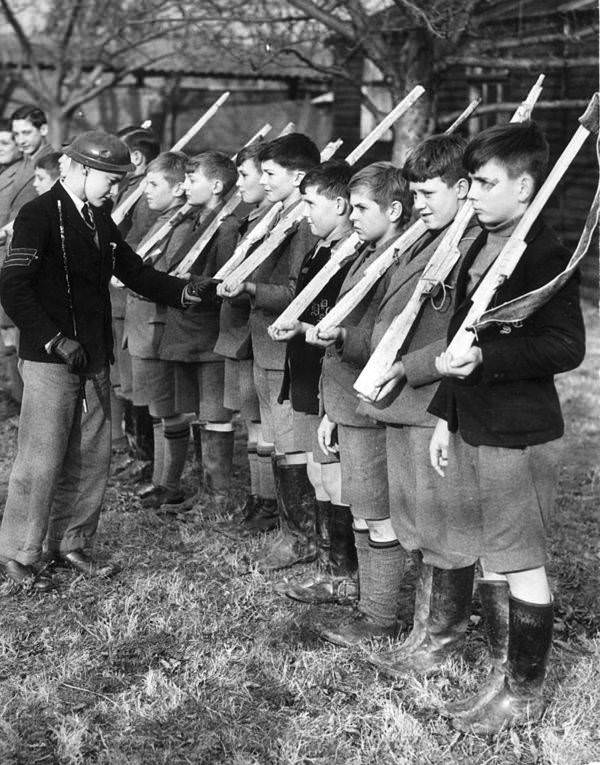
left=0, top=130, right=202, bottom=591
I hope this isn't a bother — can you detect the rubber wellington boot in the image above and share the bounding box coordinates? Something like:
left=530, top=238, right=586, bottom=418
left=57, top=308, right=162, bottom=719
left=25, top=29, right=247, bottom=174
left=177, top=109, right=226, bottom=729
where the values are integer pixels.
left=283, top=503, right=359, bottom=606
left=443, top=579, right=509, bottom=718
left=316, top=500, right=332, bottom=565
left=200, top=427, right=235, bottom=493
left=328, top=505, right=358, bottom=576
left=191, top=423, right=204, bottom=487
left=453, top=596, right=553, bottom=734
left=369, top=563, right=474, bottom=678
left=258, top=456, right=318, bottom=570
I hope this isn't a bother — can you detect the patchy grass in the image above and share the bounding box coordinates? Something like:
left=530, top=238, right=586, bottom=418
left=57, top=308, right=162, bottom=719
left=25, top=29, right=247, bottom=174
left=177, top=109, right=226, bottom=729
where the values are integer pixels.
left=0, top=304, right=599, bottom=765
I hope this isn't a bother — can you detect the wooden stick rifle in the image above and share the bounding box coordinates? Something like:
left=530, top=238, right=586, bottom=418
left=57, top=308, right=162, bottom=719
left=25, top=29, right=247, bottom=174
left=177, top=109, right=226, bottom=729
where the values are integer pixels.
left=312, top=96, right=480, bottom=338
left=219, top=86, right=426, bottom=290
left=111, top=91, right=231, bottom=225
left=210, top=138, right=345, bottom=282
left=138, top=122, right=273, bottom=266
left=444, top=90, right=598, bottom=361
left=353, top=75, right=546, bottom=403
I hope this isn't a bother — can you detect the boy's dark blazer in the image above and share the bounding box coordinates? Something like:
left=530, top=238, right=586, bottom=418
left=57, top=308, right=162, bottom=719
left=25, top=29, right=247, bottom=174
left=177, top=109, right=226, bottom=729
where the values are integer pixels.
left=0, top=181, right=187, bottom=372
left=428, top=218, right=586, bottom=447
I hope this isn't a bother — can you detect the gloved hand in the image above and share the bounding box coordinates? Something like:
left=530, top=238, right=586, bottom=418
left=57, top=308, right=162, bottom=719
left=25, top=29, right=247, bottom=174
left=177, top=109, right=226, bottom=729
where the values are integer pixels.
left=182, top=274, right=213, bottom=304
left=51, top=335, right=88, bottom=374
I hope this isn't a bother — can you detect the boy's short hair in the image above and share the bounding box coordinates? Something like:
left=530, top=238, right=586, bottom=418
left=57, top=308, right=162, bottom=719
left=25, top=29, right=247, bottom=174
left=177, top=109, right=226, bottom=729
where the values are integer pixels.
left=0, top=118, right=13, bottom=132
left=257, top=133, right=320, bottom=173
left=463, top=121, right=549, bottom=192
left=187, top=150, right=237, bottom=196
left=35, top=151, right=62, bottom=178
left=235, top=142, right=264, bottom=169
left=403, top=134, right=468, bottom=186
left=147, top=151, right=187, bottom=186
left=11, top=105, right=47, bottom=128
left=348, top=162, right=412, bottom=223
left=299, top=159, right=352, bottom=201
left=122, top=128, right=160, bottom=163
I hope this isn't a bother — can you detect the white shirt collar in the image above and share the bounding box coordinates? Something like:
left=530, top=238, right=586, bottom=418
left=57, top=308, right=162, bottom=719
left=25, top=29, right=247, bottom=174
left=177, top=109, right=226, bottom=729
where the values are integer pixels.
left=61, top=180, right=86, bottom=216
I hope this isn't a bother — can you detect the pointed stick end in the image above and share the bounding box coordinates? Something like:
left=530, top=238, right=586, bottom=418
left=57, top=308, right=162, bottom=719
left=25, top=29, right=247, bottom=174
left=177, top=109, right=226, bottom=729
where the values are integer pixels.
left=536, top=74, right=546, bottom=87
left=579, top=92, right=600, bottom=134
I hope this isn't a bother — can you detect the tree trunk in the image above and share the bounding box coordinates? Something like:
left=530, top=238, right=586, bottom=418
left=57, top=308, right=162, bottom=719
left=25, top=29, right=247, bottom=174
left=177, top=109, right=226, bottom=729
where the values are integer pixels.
left=46, top=108, right=68, bottom=149
left=387, top=29, right=435, bottom=165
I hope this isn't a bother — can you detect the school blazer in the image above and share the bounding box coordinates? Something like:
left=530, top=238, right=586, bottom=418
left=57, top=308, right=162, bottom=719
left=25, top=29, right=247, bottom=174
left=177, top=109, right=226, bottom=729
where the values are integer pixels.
left=351, top=219, right=481, bottom=427
left=0, top=182, right=187, bottom=373
left=428, top=218, right=586, bottom=447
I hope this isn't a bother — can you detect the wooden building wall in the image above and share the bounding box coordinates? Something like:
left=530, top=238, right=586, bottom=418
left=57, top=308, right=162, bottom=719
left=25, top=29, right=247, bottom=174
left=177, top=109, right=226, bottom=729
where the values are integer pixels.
left=331, top=1, right=599, bottom=302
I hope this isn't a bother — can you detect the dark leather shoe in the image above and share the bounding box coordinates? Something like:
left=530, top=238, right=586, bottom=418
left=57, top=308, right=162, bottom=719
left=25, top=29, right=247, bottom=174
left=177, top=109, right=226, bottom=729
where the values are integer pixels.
left=284, top=573, right=359, bottom=605
left=61, top=550, right=119, bottom=578
left=317, top=611, right=400, bottom=647
left=3, top=559, right=53, bottom=592
left=140, top=486, right=185, bottom=509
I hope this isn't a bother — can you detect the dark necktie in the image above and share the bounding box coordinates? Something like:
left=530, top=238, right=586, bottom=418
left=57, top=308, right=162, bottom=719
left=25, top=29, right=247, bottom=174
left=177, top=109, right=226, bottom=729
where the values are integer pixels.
left=82, top=203, right=96, bottom=235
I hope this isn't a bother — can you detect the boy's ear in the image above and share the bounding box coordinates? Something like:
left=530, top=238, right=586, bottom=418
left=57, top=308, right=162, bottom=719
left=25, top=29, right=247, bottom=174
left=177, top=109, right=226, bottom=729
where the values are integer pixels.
left=455, top=177, right=470, bottom=200
left=388, top=200, right=403, bottom=222
left=40, top=124, right=48, bottom=138
left=172, top=181, right=186, bottom=198
left=335, top=196, right=348, bottom=215
left=518, top=172, right=535, bottom=204
left=213, top=178, right=224, bottom=196
left=292, top=169, right=306, bottom=187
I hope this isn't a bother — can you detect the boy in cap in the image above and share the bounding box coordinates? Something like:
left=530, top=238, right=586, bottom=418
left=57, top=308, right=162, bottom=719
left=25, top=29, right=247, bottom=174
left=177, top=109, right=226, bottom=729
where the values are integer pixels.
left=0, top=130, right=202, bottom=590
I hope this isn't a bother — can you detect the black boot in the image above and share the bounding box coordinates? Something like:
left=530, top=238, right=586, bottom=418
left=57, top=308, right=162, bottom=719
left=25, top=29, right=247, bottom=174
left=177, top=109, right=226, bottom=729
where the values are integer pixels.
left=453, top=596, right=553, bottom=734
left=132, top=405, right=154, bottom=462
left=443, top=579, right=509, bottom=718
left=200, top=427, right=234, bottom=493
left=283, top=504, right=359, bottom=606
left=258, top=456, right=318, bottom=570
left=369, top=563, right=474, bottom=677
left=191, top=423, right=204, bottom=488
left=328, top=505, right=358, bottom=576
left=316, top=500, right=332, bottom=565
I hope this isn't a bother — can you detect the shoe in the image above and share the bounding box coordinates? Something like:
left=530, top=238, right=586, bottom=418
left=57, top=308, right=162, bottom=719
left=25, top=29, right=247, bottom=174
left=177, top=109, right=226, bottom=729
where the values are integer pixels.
left=137, top=483, right=160, bottom=500
left=140, top=486, right=185, bottom=509
left=61, top=550, right=119, bottom=578
left=443, top=579, right=509, bottom=719
left=452, top=596, right=553, bottom=734
left=2, top=559, right=53, bottom=592
left=368, top=563, right=474, bottom=678
left=284, top=572, right=359, bottom=605
left=318, top=610, right=399, bottom=647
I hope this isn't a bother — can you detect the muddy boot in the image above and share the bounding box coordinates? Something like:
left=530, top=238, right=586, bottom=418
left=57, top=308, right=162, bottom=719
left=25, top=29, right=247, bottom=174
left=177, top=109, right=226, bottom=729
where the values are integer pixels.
left=328, top=505, right=358, bottom=576
left=443, top=579, right=509, bottom=719
left=258, top=456, right=318, bottom=570
left=369, top=563, right=474, bottom=677
left=315, top=500, right=332, bottom=565
left=200, top=426, right=234, bottom=493
left=453, top=596, right=553, bottom=734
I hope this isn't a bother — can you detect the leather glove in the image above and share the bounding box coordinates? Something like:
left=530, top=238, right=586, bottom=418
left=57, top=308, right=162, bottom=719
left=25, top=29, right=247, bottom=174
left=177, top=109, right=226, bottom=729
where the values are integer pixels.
left=182, top=274, right=214, bottom=304
left=51, top=335, right=88, bottom=374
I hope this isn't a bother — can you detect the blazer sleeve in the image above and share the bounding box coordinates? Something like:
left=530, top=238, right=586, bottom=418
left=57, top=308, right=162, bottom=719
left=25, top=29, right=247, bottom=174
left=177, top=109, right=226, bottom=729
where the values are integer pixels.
left=478, top=246, right=586, bottom=383
left=0, top=200, right=60, bottom=346
left=111, top=219, right=187, bottom=309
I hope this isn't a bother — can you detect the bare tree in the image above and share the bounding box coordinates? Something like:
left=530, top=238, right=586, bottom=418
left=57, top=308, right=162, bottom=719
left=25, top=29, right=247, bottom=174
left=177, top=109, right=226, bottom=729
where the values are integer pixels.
left=0, top=0, right=196, bottom=143
left=186, top=0, right=483, bottom=161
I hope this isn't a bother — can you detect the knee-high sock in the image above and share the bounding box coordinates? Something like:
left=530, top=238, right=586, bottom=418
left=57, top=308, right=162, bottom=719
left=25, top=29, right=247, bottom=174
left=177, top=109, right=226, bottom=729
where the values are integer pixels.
left=353, top=527, right=371, bottom=607
left=162, top=416, right=190, bottom=494
left=362, top=538, right=406, bottom=627
left=151, top=417, right=164, bottom=487
left=247, top=442, right=259, bottom=495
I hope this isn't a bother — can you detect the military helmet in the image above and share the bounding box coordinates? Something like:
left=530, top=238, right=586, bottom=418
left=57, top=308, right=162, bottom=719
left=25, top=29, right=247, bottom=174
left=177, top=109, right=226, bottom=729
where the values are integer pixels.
left=64, top=130, right=134, bottom=173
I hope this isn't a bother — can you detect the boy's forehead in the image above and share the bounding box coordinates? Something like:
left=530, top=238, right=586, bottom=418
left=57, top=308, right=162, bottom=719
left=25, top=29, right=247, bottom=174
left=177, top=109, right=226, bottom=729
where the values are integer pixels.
left=187, top=166, right=209, bottom=180
left=349, top=185, right=376, bottom=203
left=12, top=118, right=36, bottom=131
left=469, top=158, right=507, bottom=179
left=261, top=158, right=290, bottom=173
left=409, top=176, right=448, bottom=192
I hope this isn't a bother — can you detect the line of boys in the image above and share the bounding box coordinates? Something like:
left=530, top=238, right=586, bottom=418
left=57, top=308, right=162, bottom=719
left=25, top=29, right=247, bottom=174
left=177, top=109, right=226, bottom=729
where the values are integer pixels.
left=0, top=108, right=585, bottom=734
left=143, top=123, right=581, bottom=735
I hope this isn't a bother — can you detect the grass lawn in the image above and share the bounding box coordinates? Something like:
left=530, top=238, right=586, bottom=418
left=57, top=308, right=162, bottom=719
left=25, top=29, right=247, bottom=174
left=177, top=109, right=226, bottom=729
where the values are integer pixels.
left=0, top=305, right=598, bottom=764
